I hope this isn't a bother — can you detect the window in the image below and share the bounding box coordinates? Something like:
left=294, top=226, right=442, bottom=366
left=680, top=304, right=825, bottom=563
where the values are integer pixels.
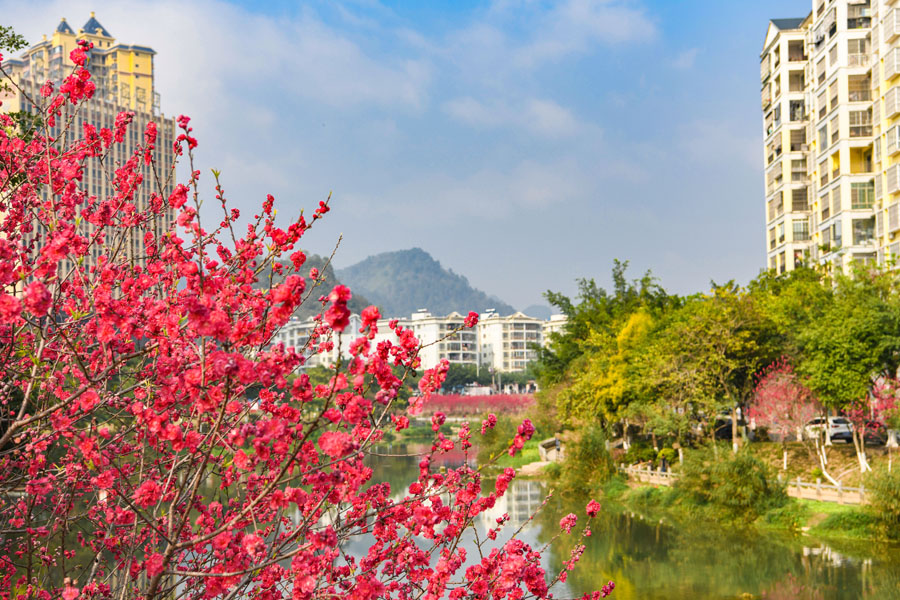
left=831, top=115, right=840, bottom=144
left=829, top=80, right=838, bottom=111
left=793, top=219, right=810, bottom=241
left=833, top=220, right=843, bottom=248
left=848, top=3, right=872, bottom=29
left=817, top=57, right=826, bottom=85
left=792, top=187, right=809, bottom=211
left=832, top=188, right=842, bottom=216
left=851, top=181, right=875, bottom=209
left=849, top=109, right=872, bottom=137
left=791, top=159, right=807, bottom=182
left=790, top=128, right=806, bottom=151
left=819, top=125, right=828, bottom=149
left=789, top=99, right=805, bottom=121
left=829, top=43, right=838, bottom=67
left=852, top=217, right=875, bottom=245
left=778, top=222, right=785, bottom=244
left=848, top=75, right=872, bottom=102
left=848, top=37, right=868, bottom=58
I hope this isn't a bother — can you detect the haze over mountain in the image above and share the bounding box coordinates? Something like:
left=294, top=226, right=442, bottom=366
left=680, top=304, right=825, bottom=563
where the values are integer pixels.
left=258, top=254, right=371, bottom=321
left=337, top=248, right=516, bottom=318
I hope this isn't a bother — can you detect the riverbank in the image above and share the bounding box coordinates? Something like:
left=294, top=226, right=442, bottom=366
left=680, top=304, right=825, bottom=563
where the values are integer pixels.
left=604, top=477, right=883, bottom=543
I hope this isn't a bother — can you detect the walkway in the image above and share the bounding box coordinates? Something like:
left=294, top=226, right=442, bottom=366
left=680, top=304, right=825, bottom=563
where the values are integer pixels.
left=620, top=465, right=867, bottom=505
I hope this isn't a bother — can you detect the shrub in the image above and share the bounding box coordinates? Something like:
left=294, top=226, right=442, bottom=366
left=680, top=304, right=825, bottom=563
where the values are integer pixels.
left=623, top=442, right=657, bottom=466
left=559, top=424, right=615, bottom=494
left=868, top=467, right=900, bottom=539
left=657, top=447, right=677, bottom=464
left=677, top=448, right=787, bottom=522
left=421, top=393, right=535, bottom=417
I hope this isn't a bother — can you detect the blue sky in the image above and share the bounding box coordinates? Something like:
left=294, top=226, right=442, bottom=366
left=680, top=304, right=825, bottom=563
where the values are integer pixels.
left=4, top=0, right=811, bottom=310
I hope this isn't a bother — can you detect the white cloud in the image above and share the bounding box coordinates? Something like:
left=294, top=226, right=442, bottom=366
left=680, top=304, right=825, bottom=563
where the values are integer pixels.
left=671, top=47, right=699, bottom=69
left=510, top=0, right=658, bottom=67
left=3, top=0, right=432, bottom=114
left=343, top=157, right=593, bottom=223
left=442, top=97, right=579, bottom=138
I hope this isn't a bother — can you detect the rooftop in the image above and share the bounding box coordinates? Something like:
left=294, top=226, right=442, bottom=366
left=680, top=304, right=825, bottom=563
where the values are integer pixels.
left=770, top=18, right=806, bottom=30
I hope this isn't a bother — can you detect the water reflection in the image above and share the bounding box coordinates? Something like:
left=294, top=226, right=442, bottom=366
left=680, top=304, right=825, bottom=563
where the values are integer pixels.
left=363, top=445, right=900, bottom=600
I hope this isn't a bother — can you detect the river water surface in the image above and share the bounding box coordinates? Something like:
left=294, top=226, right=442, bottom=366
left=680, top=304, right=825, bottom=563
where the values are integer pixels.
left=367, top=443, right=900, bottom=600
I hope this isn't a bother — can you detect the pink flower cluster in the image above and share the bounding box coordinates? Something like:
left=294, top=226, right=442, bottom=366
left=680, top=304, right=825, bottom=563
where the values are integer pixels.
left=0, top=51, right=610, bottom=600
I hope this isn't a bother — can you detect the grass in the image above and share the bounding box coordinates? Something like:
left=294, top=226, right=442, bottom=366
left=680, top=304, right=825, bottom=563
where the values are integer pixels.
left=489, top=439, right=541, bottom=470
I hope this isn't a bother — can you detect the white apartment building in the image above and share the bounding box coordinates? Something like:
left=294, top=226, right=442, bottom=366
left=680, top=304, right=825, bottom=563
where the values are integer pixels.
left=273, top=308, right=558, bottom=373
left=762, top=1, right=886, bottom=275
left=542, top=314, right=568, bottom=340
left=478, top=310, right=544, bottom=373
left=272, top=314, right=363, bottom=368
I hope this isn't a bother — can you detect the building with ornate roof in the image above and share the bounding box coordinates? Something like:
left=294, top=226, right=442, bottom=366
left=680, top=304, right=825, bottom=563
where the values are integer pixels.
left=2, top=14, right=178, bottom=268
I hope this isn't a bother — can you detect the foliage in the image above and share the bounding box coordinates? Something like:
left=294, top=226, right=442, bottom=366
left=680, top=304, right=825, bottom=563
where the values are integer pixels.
left=676, top=449, right=787, bottom=522
left=441, top=363, right=492, bottom=391
left=558, top=425, right=615, bottom=494
left=0, top=39, right=604, bottom=599
left=622, top=443, right=657, bottom=466
left=798, top=269, right=900, bottom=411
left=537, top=261, right=674, bottom=387
left=336, top=247, right=516, bottom=318
left=868, top=467, right=900, bottom=539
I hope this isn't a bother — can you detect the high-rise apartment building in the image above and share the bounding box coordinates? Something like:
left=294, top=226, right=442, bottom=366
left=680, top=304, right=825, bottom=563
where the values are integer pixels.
left=2, top=15, right=177, bottom=267
left=762, top=1, right=882, bottom=275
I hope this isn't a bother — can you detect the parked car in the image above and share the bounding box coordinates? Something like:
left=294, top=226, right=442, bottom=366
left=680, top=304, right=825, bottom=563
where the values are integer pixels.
left=863, top=421, right=887, bottom=446
left=804, top=417, right=853, bottom=443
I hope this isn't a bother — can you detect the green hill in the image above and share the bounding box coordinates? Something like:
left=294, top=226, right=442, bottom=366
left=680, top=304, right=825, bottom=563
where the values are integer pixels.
left=336, top=248, right=516, bottom=318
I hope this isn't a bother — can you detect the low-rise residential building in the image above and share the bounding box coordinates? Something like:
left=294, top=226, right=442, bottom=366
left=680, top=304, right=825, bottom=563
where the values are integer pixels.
left=271, top=314, right=362, bottom=368
left=478, top=310, right=544, bottom=373
left=273, top=308, right=554, bottom=374
left=542, top=314, right=568, bottom=342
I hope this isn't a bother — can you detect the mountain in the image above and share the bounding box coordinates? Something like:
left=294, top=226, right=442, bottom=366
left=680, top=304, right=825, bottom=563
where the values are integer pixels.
left=336, top=248, right=516, bottom=318
left=256, top=253, right=370, bottom=320
left=522, top=304, right=552, bottom=320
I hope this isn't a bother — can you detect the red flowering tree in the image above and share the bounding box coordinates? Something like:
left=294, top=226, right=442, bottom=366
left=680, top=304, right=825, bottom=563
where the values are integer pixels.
left=748, top=359, right=820, bottom=473
left=842, top=377, right=898, bottom=473
left=0, top=36, right=611, bottom=599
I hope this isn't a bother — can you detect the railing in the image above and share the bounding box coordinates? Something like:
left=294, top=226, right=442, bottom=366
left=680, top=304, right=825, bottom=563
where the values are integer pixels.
left=886, top=86, right=900, bottom=118
left=848, top=53, right=869, bottom=67
left=886, top=8, right=900, bottom=43
left=786, top=477, right=866, bottom=505
left=619, top=466, right=868, bottom=505
left=886, top=47, right=900, bottom=81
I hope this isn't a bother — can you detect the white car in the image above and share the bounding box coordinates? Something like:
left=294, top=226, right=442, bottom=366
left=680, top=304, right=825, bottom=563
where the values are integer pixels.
left=804, top=417, right=853, bottom=443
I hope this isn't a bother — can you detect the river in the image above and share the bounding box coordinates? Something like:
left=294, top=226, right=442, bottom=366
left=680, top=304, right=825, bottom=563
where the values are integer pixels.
left=367, top=443, right=900, bottom=600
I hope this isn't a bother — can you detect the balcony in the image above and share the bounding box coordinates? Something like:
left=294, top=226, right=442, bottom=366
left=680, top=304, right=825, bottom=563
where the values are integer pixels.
left=762, top=85, right=772, bottom=110
left=886, top=8, right=900, bottom=43
left=788, top=40, right=806, bottom=62
left=847, top=53, right=870, bottom=68
left=886, top=47, right=900, bottom=80
left=888, top=125, right=900, bottom=155
left=888, top=164, right=900, bottom=195
left=761, top=56, right=771, bottom=81
left=887, top=86, right=900, bottom=118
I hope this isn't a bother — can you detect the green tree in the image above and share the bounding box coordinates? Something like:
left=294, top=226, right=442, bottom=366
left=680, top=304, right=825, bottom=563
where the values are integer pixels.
left=798, top=268, right=900, bottom=471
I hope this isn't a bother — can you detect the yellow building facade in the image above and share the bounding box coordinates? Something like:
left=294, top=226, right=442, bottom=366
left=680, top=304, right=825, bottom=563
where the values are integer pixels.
left=762, top=1, right=884, bottom=275
left=2, top=14, right=177, bottom=267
